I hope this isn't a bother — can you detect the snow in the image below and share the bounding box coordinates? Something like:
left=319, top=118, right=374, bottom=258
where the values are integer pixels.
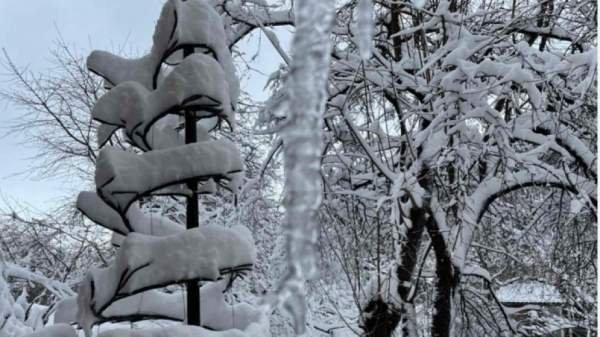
left=77, top=192, right=183, bottom=236
left=92, top=54, right=233, bottom=151
left=136, top=54, right=233, bottom=133
left=100, top=281, right=264, bottom=332
left=2, top=263, right=74, bottom=300
left=531, top=115, right=597, bottom=173
left=53, top=297, right=77, bottom=324
left=462, top=265, right=491, bottom=282
left=1, top=268, right=32, bottom=337
left=96, top=325, right=247, bottom=337
left=496, top=280, right=563, bottom=304
left=145, top=120, right=211, bottom=151
left=453, top=168, right=596, bottom=271
left=570, top=198, right=585, bottom=214
left=20, top=324, right=77, bottom=337
left=92, top=81, right=146, bottom=127
left=77, top=192, right=131, bottom=235
left=158, top=0, right=239, bottom=104
left=125, top=205, right=183, bottom=236
left=76, top=225, right=255, bottom=334
left=95, top=140, right=242, bottom=214
left=87, top=0, right=239, bottom=106
left=87, top=51, right=156, bottom=91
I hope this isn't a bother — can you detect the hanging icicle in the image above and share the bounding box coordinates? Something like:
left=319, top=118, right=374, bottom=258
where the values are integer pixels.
left=277, top=0, right=334, bottom=335
left=356, top=0, right=374, bottom=61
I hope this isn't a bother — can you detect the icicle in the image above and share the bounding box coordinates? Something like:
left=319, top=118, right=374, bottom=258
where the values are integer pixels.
left=277, top=0, right=334, bottom=335
left=356, top=0, right=374, bottom=60
left=412, top=0, right=427, bottom=9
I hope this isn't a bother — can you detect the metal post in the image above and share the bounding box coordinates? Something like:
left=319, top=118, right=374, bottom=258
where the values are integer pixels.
left=183, top=46, right=201, bottom=326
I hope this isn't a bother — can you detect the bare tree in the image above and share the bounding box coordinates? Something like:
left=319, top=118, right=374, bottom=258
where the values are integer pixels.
left=1, top=39, right=104, bottom=181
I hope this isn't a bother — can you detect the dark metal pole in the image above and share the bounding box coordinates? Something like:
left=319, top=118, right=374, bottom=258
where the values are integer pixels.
left=183, top=46, right=201, bottom=326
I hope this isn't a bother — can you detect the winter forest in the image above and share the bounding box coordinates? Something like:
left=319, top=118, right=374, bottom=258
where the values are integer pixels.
left=0, top=0, right=596, bottom=336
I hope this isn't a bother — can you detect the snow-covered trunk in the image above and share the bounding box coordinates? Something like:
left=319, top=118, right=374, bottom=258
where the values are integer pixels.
left=361, top=300, right=400, bottom=337
left=426, top=216, right=455, bottom=337
left=396, top=207, right=427, bottom=337
left=360, top=206, right=425, bottom=337
left=278, top=0, right=334, bottom=334
left=393, top=207, right=427, bottom=337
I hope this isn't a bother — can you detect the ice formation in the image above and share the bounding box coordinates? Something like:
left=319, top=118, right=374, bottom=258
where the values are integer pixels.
left=276, top=0, right=334, bottom=334
left=356, top=0, right=374, bottom=60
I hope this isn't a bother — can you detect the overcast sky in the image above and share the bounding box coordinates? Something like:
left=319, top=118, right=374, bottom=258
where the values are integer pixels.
left=0, top=1, right=288, bottom=212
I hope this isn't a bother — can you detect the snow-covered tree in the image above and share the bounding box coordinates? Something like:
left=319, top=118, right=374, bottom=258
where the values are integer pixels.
left=309, top=0, right=596, bottom=336
left=38, top=1, right=268, bottom=336
left=234, top=0, right=596, bottom=335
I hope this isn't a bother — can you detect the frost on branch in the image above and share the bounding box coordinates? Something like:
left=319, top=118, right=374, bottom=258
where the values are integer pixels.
left=77, top=226, right=255, bottom=333
left=275, top=0, right=334, bottom=334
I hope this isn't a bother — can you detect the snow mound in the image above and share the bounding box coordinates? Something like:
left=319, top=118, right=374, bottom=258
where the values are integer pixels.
left=92, top=54, right=233, bottom=151
left=53, top=297, right=78, bottom=324
left=77, top=192, right=184, bottom=236
left=97, top=325, right=246, bottom=337
left=98, top=281, right=263, bottom=332
left=95, top=140, right=242, bottom=214
left=77, top=225, right=255, bottom=334
left=21, top=324, right=77, bottom=337
left=87, top=0, right=239, bottom=106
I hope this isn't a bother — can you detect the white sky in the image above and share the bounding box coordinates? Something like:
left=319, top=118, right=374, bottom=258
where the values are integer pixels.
left=0, top=1, right=289, bottom=211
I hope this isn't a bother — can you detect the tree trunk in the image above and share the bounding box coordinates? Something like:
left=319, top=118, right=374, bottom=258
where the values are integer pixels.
left=183, top=46, right=201, bottom=326
left=361, top=206, right=426, bottom=337
left=426, top=216, right=455, bottom=337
